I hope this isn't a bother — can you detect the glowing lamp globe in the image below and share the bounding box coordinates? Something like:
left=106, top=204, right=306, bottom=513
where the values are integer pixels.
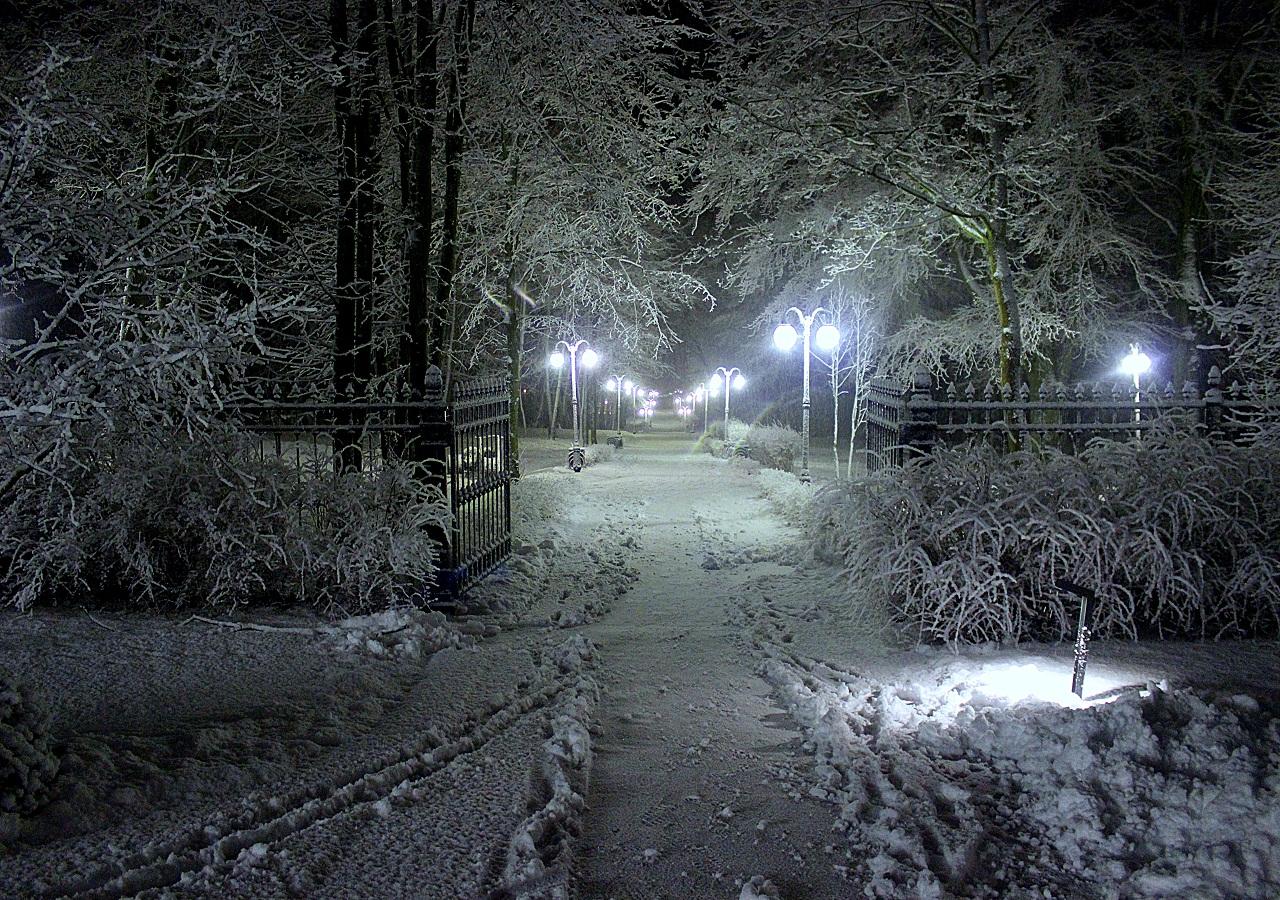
left=773, top=323, right=798, bottom=352
left=581, top=348, right=599, bottom=368
left=606, top=378, right=618, bottom=391
left=815, top=323, right=840, bottom=352
left=623, top=378, right=632, bottom=392
left=548, top=351, right=565, bottom=368
left=1119, top=346, right=1151, bottom=379
left=732, top=373, right=747, bottom=391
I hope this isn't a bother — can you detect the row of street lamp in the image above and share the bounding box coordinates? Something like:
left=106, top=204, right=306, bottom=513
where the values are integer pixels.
left=555, top=325, right=1156, bottom=479
left=547, top=340, right=661, bottom=472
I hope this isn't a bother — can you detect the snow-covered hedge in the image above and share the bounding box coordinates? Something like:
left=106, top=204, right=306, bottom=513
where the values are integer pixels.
left=754, top=467, right=815, bottom=527
left=0, top=674, right=59, bottom=817
left=816, top=430, right=1280, bottom=644
left=698, top=419, right=802, bottom=472
left=0, top=423, right=447, bottom=614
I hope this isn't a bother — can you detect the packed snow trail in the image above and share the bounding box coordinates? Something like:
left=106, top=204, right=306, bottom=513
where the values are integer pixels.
left=561, top=434, right=868, bottom=898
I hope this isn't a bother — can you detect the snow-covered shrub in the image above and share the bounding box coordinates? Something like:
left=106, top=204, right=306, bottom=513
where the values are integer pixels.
left=755, top=467, right=815, bottom=527
left=0, top=421, right=447, bottom=614
left=816, top=428, right=1280, bottom=644
left=584, top=442, right=615, bottom=466
left=742, top=423, right=802, bottom=472
left=697, top=417, right=750, bottom=453
left=0, top=674, right=59, bottom=816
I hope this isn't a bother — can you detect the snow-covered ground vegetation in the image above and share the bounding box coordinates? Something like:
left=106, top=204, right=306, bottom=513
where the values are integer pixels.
left=0, top=420, right=448, bottom=614
left=698, top=419, right=803, bottom=473
left=749, top=465, right=816, bottom=528
left=815, top=429, right=1280, bottom=645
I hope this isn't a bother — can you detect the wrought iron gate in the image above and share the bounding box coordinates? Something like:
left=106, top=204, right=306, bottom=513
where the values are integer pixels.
left=232, top=370, right=513, bottom=602
left=440, top=375, right=513, bottom=596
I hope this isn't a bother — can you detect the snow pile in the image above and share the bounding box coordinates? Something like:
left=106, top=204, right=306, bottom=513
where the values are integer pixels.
left=326, top=608, right=470, bottom=660
left=0, top=675, right=59, bottom=821
left=500, top=638, right=599, bottom=899
left=763, top=651, right=1280, bottom=898
left=512, top=474, right=572, bottom=544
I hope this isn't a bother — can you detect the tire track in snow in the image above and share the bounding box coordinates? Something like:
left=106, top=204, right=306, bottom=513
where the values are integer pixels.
left=49, top=663, right=586, bottom=900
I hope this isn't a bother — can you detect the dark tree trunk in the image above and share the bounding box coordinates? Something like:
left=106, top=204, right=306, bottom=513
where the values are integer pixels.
left=435, top=0, right=474, bottom=383
left=353, top=0, right=380, bottom=395
left=332, top=0, right=361, bottom=470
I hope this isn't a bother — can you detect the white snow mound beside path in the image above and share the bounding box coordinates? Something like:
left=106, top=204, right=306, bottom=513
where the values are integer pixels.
left=500, top=636, right=599, bottom=900
left=327, top=608, right=471, bottom=659
left=762, top=651, right=1280, bottom=898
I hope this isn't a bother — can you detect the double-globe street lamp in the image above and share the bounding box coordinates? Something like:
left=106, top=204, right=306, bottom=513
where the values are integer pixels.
left=708, top=366, right=747, bottom=439
left=604, top=374, right=637, bottom=433
left=549, top=339, right=599, bottom=471
left=773, top=306, right=840, bottom=483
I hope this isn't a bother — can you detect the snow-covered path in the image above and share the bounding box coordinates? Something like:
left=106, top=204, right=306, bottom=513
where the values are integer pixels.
left=565, top=438, right=861, bottom=898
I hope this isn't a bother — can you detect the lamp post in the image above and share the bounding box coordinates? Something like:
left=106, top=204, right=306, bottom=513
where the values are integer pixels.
left=773, top=307, right=840, bottom=483
left=1119, top=344, right=1152, bottom=435
left=708, top=366, right=746, bottom=439
left=697, top=384, right=708, bottom=432
left=549, top=339, right=599, bottom=471
left=604, top=374, right=634, bottom=434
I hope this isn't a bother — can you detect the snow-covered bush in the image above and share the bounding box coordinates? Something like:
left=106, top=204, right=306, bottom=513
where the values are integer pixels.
left=742, top=423, right=802, bottom=472
left=816, top=428, right=1280, bottom=644
left=697, top=419, right=801, bottom=472
left=0, top=674, right=59, bottom=816
left=697, top=417, right=750, bottom=451
left=0, top=421, right=447, bottom=614
left=754, top=467, right=815, bottom=527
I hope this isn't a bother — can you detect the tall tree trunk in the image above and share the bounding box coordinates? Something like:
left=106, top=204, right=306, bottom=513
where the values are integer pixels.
left=435, top=0, right=474, bottom=384
left=353, top=0, right=379, bottom=395
left=974, top=0, right=1023, bottom=390
left=332, top=0, right=360, bottom=470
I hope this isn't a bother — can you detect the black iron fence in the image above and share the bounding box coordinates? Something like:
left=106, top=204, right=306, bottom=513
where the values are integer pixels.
left=866, top=365, right=1271, bottom=471
left=229, top=368, right=512, bottom=600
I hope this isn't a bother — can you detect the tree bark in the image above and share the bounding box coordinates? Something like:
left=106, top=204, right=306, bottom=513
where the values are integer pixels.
left=974, top=0, right=1023, bottom=391
left=435, top=0, right=474, bottom=384
left=332, top=0, right=361, bottom=470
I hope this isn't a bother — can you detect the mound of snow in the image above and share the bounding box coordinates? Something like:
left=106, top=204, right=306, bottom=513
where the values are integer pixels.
left=0, top=675, right=59, bottom=818
left=763, top=651, right=1280, bottom=898
left=326, top=608, right=470, bottom=660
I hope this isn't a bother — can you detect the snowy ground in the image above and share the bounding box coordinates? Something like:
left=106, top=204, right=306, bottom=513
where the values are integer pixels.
left=3, top=420, right=1279, bottom=898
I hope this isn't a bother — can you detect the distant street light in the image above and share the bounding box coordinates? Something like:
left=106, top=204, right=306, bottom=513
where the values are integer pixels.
left=774, top=306, right=839, bottom=483
left=708, top=366, right=746, bottom=439
left=1119, top=343, right=1152, bottom=434
left=604, top=374, right=635, bottom=434
left=549, top=339, right=599, bottom=471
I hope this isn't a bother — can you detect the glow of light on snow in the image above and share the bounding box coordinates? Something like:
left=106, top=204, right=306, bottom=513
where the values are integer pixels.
left=773, top=322, right=798, bottom=351
left=548, top=351, right=565, bottom=368
left=967, top=660, right=1131, bottom=709
left=814, top=323, right=840, bottom=352
left=580, top=348, right=599, bottom=368
left=1119, top=344, right=1152, bottom=379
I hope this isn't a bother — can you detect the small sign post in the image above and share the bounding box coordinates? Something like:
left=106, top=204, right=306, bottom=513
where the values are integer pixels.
left=1056, top=580, right=1098, bottom=698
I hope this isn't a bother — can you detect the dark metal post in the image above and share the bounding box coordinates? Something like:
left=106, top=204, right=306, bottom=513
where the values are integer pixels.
left=901, top=366, right=937, bottom=462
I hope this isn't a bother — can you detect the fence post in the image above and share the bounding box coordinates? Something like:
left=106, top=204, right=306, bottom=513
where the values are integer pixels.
left=901, top=366, right=937, bottom=461
left=1203, top=365, right=1223, bottom=436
